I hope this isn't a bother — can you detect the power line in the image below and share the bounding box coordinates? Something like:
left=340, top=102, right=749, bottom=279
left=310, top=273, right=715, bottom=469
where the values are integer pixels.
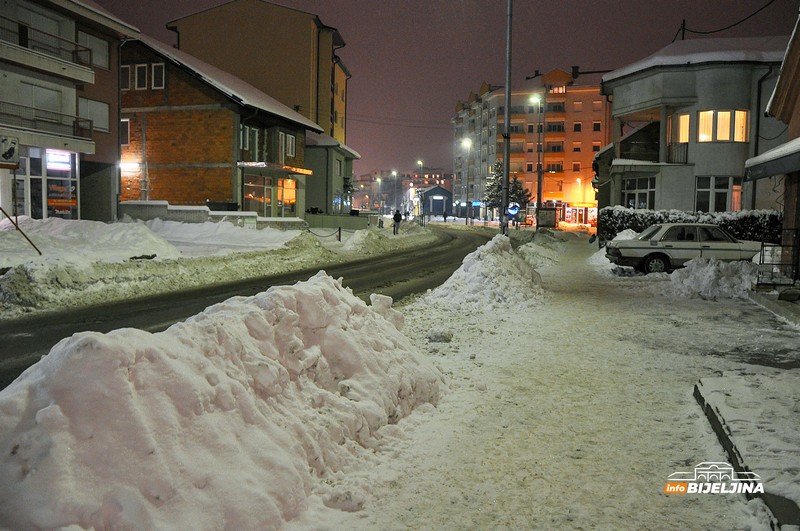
left=673, top=0, right=779, bottom=41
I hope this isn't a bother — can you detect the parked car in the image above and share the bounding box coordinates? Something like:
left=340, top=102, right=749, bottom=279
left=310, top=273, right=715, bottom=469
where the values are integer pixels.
left=605, top=223, right=761, bottom=273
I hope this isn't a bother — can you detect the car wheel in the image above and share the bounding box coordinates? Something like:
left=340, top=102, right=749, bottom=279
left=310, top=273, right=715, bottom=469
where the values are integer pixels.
left=643, top=254, right=669, bottom=274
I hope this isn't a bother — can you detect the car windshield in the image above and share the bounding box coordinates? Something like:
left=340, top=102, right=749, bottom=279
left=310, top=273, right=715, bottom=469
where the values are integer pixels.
left=636, top=225, right=661, bottom=241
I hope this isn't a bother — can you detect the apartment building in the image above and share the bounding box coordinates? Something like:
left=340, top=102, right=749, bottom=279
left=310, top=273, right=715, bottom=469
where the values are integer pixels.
left=119, top=35, right=322, bottom=218
left=166, top=0, right=349, bottom=145
left=597, top=36, right=788, bottom=214
left=452, top=70, right=611, bottom=223
left=0, top=0, right=136, bottom=222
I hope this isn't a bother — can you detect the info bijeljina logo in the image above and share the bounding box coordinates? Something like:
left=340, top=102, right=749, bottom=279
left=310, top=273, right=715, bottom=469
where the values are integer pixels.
left=664, top=462, right=764, bottom=494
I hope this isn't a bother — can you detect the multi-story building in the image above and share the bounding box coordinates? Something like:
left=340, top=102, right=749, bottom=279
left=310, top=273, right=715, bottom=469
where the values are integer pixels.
left=452, top=70, right=612, bottom=223
left=0, top=0, right=136, bottom=222
left=166, top=0, right=349, bottom=145
left=119, top=34, right=323, bottom=218
left=596, top=36, right=788, bottom=214
left=352, top=167, right=452, bottom=215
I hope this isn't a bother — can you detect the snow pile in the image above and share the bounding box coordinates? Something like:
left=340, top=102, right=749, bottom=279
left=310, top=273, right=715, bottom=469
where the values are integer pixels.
left=0, top=232, right=338, bottom=310
left=516, top=240, right=562, bottom=268
left=0, top=272, right=441, bottom=529
left=423, top=235, right=544, bottom=311
left=141, top=218, right=300, bottom=256
left=588, top=228, right=638, bottom=268
left=0, top=216, right=181, bottom=268
left=341, top=223, right=435, bottom=255
left=668, top=258, right=758, bottom=300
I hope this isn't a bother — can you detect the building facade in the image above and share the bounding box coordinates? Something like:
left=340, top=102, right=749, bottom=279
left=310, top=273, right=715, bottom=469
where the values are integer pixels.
left=0, top=0, right=135, bottom=222
left=453, top=70, right=611, bottom=223
left=596, top=36, right=788, bottom=214
left=166, top=0, right=349, bottom=145
left=119, top=35, right=322, bottom=218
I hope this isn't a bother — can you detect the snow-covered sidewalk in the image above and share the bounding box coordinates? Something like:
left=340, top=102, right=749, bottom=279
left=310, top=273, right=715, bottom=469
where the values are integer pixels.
left=294, top=233, right=798, bottom=529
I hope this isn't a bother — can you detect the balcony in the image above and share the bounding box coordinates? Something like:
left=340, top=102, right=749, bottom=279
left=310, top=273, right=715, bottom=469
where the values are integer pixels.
left=0, top=100, right=93, bottom=140
left=0, top=16, right=94, bottom=83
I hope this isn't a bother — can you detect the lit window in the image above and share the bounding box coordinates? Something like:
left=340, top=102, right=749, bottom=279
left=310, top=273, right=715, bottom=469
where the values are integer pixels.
left=678, top=114, right=690, bottom=143
left=716, top=111, right=731, bottom=141
left=734, top=111, right=748, bottom=142
left=698, top=111, right=714, bottom=142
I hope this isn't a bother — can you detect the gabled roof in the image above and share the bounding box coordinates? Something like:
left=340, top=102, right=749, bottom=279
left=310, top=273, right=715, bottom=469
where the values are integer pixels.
left=603, top=36, right=790, bottom=84
left=306, top=131, right=360, bottom=159
left=132, top=33, right=323, bottom=133
left=50, top=0, right=139, bottom=35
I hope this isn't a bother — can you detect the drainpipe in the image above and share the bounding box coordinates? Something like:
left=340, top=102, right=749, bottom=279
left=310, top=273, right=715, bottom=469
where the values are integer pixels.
left=752, top=65, right=774, bottom=209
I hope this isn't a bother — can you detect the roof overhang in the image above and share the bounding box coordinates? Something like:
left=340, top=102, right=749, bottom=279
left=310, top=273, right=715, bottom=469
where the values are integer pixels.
left=745, top=137, right=800, bottom=181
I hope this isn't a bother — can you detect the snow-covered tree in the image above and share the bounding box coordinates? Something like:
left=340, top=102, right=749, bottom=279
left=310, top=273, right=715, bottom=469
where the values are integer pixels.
left=484, top=161, right=532, bottom=209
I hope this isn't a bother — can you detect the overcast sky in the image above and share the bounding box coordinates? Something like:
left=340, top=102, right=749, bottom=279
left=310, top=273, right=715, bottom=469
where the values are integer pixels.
left=93, top=0, right=799, bottom=177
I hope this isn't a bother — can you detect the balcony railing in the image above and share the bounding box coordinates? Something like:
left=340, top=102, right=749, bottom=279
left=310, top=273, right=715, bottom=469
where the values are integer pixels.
left=0, top=100, right=93, bottom=139
left=0, top=16, right=92, bottom=66
left=668, top=142, right=688, bottom=164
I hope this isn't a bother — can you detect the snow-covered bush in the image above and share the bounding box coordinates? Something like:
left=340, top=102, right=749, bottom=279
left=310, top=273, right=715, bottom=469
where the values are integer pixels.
left=597, top=206, right=781, bottom=244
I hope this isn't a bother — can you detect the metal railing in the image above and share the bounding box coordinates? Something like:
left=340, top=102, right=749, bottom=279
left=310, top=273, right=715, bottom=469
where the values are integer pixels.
left=668, top=142, right=688, bottom=163
left=756, top=229, right=799, bottom=289
left=0, top=100, right=93, bottom=139
left=0, top=16, right=92, bottom=66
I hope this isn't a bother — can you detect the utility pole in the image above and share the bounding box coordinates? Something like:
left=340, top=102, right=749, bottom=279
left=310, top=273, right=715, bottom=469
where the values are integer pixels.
left=501, top=0, right=512, bottom=235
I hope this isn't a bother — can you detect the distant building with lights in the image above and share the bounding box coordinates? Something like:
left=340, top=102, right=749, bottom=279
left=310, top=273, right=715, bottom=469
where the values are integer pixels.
left=452, top=69, right=611, bottom=224
left=352, top=168, right=452, bottom=214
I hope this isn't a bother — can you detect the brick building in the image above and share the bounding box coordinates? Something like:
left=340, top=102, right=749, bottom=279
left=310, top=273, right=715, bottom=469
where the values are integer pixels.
left=119, top=35, right=322, bottom=218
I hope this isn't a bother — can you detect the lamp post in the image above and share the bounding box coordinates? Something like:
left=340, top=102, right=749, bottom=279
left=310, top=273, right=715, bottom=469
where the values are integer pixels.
left=531, top=93, right=544, bottom=228
left=376, top=177, right=382, bottom=214
left=391, top=170, right=398, bottom=212
left=416, top=160, right=423, bottom=223
left=461, top=138, right=472, bottom=225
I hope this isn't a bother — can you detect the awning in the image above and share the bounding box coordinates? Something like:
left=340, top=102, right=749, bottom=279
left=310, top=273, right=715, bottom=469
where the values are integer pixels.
left=237, top=161, right=313, bottom=176
left=745, top=137, right=800, bottom=181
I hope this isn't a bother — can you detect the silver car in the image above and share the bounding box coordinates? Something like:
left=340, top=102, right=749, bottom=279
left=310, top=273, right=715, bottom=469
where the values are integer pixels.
left=605, top=223, right=761, bottom=273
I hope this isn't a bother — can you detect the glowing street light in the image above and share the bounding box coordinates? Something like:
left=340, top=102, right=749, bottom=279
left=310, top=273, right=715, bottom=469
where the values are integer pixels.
left=461, top=138, right=472, bottom=225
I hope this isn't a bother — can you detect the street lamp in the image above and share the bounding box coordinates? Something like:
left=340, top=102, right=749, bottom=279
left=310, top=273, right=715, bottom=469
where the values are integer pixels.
left=530, top=93, right=544, bottom=228
left=376, top=177, right=382, bottom=214
left=461, top=138, right=472, bottom=225
left=391, top=170, right=398, bottom=212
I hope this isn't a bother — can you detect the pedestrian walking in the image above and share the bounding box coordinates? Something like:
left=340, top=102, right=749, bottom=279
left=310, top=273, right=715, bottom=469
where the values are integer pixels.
left=393, top=209, right=402, bottom=235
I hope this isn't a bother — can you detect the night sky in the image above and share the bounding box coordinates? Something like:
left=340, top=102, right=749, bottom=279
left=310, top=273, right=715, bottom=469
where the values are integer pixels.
left=92, top=0, right=799, bottom=177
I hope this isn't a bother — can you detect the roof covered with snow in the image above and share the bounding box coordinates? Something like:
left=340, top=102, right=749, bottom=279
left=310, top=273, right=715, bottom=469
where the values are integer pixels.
left=134, top=34, right=323, bottom=133
left=306, top=131, right=361, bottom=159
left=603, top=36, right=790, bottom=84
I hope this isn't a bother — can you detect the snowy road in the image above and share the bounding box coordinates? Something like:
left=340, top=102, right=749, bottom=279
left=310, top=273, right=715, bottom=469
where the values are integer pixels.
left=308, top=234, right=795, bottom=529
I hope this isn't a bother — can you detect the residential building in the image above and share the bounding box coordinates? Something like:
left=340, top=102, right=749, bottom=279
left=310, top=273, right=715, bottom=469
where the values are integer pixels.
left=166, top=0, right=349, bottom=145
left=596, top=36, right=789, bottom=214
left=304, top=131, right=359, bottom=215
left=745, top=17, right=800, bottom=282
left=119, top=34, right=322, bottom=218
left=0, top=0, right=136, bottom=222
left=453, top=70, right=611, bottom=223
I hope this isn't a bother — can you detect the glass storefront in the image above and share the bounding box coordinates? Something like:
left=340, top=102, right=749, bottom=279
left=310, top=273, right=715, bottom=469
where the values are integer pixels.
left=10, top=146, right=79, bottom=219
left=242, top=173, right=297, bottom=217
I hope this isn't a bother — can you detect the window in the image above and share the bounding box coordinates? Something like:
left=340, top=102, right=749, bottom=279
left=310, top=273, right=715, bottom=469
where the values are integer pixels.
left=78, top=98, right=109, bottom=132
left=546, top=121, right=565, bottom=132
left=695, top=176, right=743, bottom=212
left=527, top=124, right=534, bottom=133
left=120, top=119, right=130, bottom=145
left=134, top=64, right=147, bottom=90
left=151, top=63, right=165, bottom=90
left=592, top=100, right=602, bottom=112
left=697, top=110, right=749, bottom=143
left=623, top=177, right=656, bottom=209
left=592, top=142, right=601, bottom=152
left=573, top=162, right=581, bottom=172
left=21, top=82, right=61, bottom=113
left=573, top=101, right=583, bottom=112
left=678, top=114, right=690, bottom=143
left=121, top=65, right=130, bottom=91
left=241, top=126, right=250, bottom=150
left=573, top=142, right=581, bottom=152
left=592, top=121, right=601, bottom=132
left=526, top=162, right=534, bottom=172
left=546, top=142, right=563, bottom=153
left=573, top=122, right=582, bottom=132
left=526, top=143, right=535, bottom=152
left=77, top=31, right=109, bottom=69
left=546, top=163, right=563, bottom=172
left=286, top=134, right=296, bottom=157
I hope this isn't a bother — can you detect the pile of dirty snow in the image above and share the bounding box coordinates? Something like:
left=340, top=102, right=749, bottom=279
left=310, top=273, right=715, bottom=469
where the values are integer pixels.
left=0, top=216, right=180, bottom=268
left=422, top=235, right=544, bottom=311
left=668, top=258, right=759, bottom=300
left=340, top=223, right=438, bottom=255
left=0, top=272, right=441, bottom=529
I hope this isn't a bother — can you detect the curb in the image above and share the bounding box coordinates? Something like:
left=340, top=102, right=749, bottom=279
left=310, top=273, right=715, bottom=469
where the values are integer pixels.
left=749, top=291, right=800, bottom=327
left=693, top=379, right=800, bottom=529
